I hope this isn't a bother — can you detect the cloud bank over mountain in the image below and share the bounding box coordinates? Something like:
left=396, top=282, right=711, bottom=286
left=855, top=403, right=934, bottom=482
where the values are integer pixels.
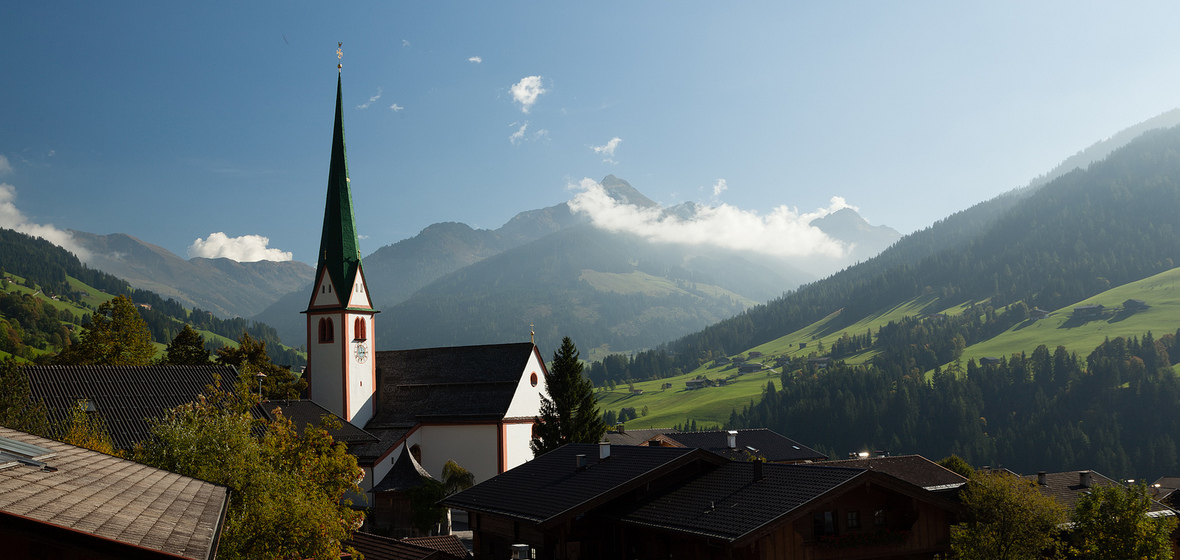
left=566, top=177, right=853, bottom=259
left=188, top=232, right=293, bottom=262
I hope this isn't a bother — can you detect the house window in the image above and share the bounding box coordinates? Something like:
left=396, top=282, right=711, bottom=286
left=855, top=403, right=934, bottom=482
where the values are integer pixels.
left=410, top=444, right=422, bottom=464
left=846, top=510, right=860, bottom=529
left=874, top=508, right=886, bottom=527
left=354, top=317, right=367, bottom=341
left=530, top=372, right=538, bottom=387
left=813, top=510, right=837, bottom=537
left=318, top=317, right=334, bottom=343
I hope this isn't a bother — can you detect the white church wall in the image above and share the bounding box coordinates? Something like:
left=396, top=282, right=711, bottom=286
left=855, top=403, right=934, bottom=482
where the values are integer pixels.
left=503, top=422, right=535, bottom=471
left=418, top=424, right=500, bottom=483
left=504, top=349, right=548, bottom=419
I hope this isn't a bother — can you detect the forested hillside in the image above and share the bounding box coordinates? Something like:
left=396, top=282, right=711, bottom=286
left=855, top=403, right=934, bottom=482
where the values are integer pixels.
left=590, top=124, right=1180, bottom=481
left=0, top=229, right=303, bottom=365
left=598, top=125, right=1180, bottom=382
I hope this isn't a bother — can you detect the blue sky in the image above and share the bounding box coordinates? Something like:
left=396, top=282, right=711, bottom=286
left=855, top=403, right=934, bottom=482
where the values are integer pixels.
left=3, top=2, right=1180, bottom=264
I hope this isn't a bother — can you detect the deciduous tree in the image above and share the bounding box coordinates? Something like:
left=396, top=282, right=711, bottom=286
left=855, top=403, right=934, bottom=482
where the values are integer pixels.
left=135, top=383, right=363, bottom=560
left=215, top=332, right=306, bottom=399
left=0, top=358, right=48, bottom=436
left=530, top=337, right=605, bottom=455
left=1070, top=483, right=1176, bottom=560
left=951, top=472, right=1067, bottom=560
left=55, top=295, right=155, bottom=365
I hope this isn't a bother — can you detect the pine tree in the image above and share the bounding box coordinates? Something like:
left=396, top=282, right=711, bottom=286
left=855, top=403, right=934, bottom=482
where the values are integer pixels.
left=162, top=324, right=211, bottom=365
left=530, top=337, right=606, bottom=455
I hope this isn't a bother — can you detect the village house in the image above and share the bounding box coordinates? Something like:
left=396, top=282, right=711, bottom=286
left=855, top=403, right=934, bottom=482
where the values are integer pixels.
left=607, top=428, right=828, bottom=464
left=443, top=443, right=963, bottom=560
left=0, top=426, right=228, bottom=560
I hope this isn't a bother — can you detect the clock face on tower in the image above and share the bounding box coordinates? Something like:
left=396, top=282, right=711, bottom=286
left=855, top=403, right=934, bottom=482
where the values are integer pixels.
left=354, top=341, right=368, bottom=363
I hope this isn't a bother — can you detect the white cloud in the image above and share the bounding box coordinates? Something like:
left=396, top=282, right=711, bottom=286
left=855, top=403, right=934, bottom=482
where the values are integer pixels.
left=0, top=183, right=90, bottom=261
left=390, top=103, right=404, bottom=112
left=509, top=123, right=529, bottom=145
left=187, top=232, right=293, bottom=262
left=468, top=56, right=482, bottom=63
left=402, top=39, right=411, bottom=47
left=566, top=178, right=851, bottom=259
left=712, top=179, right=728, bottom=197
left=510, top=76, right=546, bottom=113
left=591, top=137, right=622, bottom=163
left=357, top=87, right=382, bottom=109
left=0, top=156, right=11, bottom=175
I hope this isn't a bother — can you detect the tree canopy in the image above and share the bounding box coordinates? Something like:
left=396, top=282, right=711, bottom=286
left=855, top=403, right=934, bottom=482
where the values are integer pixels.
left=162, top=324, right=211, bottom=365
left=1070, top=483, right=1176, bottom=560
left=530, top=336, right=605, bottom=455
left=55, top=295, right=155, bottom=365
left=135, top=383, right=363, bottom=560
left=951, top=472, right=1067, bottom=560
left=215, top=332, right=306, bottom=399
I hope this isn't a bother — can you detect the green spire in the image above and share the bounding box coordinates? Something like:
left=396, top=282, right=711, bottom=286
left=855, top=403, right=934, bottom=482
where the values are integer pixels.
left=312, top=73, right=363, bottom=308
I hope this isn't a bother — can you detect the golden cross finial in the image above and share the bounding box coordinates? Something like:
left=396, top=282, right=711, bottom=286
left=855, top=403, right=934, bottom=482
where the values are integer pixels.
left=337, top=42, right=343, bottom=70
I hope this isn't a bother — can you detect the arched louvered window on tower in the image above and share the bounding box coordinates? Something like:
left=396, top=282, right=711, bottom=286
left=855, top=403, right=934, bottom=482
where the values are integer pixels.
left=318, top=317, right=335, bottom=343
left=354, top=317, right=367, bottom=341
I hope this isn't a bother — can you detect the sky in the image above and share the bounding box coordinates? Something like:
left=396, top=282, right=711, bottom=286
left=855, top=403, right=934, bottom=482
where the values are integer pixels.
left=4, top=2, right=1180, bottom=265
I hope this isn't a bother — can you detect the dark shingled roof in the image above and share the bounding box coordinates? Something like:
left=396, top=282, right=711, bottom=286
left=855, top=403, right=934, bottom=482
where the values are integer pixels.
left=372, top=444, right=435, bottom=493
left=0, top=426, right=228, bottom=560
left=261, top=399, right=378, bottom=445
left=812, top=454, right=968, bottom=490
left=1024, top=470, right=1175, bottom=515
left=442, top=443, right=722, bottom=528
left=603, top=428, right=669, bottom=446
left=345, top=531, right=452, bottom=560
left=655, top=429, right=828, bottom=463
left=402, top=535, right=471, bottom=558
left=24, top=364, right=240, bottom=450
left=369, top=343, right=537, bottom=427
left=619, top=462, right=865, bottom=543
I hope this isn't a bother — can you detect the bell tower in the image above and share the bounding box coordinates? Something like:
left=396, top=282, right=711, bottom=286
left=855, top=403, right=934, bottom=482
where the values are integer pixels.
left=305, top=55, right=377, bottom=427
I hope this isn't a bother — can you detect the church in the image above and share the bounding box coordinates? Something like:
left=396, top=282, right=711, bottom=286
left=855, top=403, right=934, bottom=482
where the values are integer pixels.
left=300, top=67, right=548, bottom=506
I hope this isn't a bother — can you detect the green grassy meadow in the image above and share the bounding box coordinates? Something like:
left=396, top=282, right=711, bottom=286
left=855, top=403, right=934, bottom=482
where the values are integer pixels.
left=597, top=267, right=1180, bottom=431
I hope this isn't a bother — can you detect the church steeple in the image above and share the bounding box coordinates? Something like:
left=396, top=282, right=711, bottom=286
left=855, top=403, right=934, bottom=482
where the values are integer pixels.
left=310, top=73, right=364, bottom=311
left=305, top=59, right=377, bottom=428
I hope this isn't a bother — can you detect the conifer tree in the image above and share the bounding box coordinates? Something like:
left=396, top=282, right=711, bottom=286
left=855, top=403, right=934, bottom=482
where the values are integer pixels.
left=530, top=337, right=605, bottom=455
left=162, top=324, right=211, bottom=365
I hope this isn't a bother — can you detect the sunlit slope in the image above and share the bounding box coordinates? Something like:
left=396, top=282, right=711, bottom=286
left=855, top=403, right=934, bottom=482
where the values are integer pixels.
left=956, top=267, right=1180, bottom=366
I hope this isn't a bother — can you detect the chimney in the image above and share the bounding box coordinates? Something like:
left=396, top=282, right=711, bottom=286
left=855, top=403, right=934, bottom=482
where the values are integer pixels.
left=616, top=422, right=625, bottom=435
left=1037, top=471, right=1047, bottom=486
left=1079, top=470, right=1092, bottom=488
left=753, top=460, right=764, bottom=482
left=727, top=430, right=738, bottom=449
left=575, top=454, right=587, bottom=470
left=599, top=441, right=611, bottom=460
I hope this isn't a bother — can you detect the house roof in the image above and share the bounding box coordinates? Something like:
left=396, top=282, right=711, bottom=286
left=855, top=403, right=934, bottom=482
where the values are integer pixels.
left=1024, top=470, right=1174, bottom=515
left=310, top=72, right=365, bottom=311
left=654, top=429, right=828, bottom=463
left=402, top=535, right=471, bottom=558
left=24, top=364, right=240, bottom=450
left=812, top=454, right=968, bottom=491
left=372, top=444, right=434, bottom=493
left=345, top=531, right=451, bottom=560
left=261, top=399, right=378, bottom=445
left=602, top=428, right=666, bottom=447
left=617, top=461, right=867, bottom=544
left=0, top=426, right=228, bottom=560
left=441, top=443, right=722, bottom=529
left=368, top=343, right=537, bottom=429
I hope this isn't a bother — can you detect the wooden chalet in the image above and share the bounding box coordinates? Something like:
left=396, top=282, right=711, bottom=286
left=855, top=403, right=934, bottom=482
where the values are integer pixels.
left=443, top=443, right=962, bottom=560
